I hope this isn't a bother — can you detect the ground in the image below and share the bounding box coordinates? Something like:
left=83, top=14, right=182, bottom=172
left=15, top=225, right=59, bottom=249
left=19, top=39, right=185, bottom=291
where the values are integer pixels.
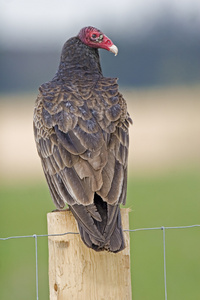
left=0, top=85, right=200, bottom=299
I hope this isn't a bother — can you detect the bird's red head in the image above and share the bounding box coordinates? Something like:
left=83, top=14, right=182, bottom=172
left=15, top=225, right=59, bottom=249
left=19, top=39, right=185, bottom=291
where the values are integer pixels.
left=78, top=26, right=118, bottom=56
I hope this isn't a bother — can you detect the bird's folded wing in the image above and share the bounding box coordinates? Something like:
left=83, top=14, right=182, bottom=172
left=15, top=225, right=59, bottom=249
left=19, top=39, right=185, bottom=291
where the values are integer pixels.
left=34, top=79, right=131, bottom=208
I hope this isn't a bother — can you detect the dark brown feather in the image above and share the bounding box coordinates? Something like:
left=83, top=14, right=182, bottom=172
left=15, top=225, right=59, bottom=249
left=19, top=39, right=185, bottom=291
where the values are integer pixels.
left=33, top=34, right=132, bottom=252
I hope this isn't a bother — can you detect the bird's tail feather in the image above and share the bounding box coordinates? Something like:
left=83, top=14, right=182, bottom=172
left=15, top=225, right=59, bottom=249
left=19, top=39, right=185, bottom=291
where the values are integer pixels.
left=70, top=194, right=125, bottom=253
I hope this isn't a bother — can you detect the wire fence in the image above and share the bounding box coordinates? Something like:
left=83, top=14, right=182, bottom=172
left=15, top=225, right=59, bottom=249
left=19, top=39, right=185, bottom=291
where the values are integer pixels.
left=1, top=224, right=200, bottom=300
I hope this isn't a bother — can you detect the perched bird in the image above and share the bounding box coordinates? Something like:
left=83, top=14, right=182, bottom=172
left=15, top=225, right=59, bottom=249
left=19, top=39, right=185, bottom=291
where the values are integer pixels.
left=33, top=26, right=132, bottom=253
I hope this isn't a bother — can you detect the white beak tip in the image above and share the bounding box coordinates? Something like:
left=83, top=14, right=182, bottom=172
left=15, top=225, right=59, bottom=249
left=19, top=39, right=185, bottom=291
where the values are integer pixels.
left=109, top=44, right=118, bottom=56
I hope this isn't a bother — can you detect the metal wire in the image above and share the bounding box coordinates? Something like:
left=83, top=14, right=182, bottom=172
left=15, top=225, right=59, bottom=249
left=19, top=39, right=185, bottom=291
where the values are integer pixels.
left=1, top=224, right=200, bottom=300
left=161, top=227, right=167, bottom=300
left=33, top=234, right=39, bottom=300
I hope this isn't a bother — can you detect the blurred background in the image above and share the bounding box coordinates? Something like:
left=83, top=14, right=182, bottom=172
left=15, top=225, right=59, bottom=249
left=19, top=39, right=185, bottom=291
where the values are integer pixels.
left=0, top=0, right=200, bottom=299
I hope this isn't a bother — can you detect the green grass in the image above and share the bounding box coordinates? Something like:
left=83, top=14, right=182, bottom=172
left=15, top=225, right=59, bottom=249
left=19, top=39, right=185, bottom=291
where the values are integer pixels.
left=0, top=169, right=200, bottom=299
left=126, top=169, right=200, bottom=300
left=0, top=183, right=54, bottom=300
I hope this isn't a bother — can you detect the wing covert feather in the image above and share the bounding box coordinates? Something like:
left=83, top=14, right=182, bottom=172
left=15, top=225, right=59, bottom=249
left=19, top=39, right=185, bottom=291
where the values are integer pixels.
left=34, top=77, right=131, bottom=208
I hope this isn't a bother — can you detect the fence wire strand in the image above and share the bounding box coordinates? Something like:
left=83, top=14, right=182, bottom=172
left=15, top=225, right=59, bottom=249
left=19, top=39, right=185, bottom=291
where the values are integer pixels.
left=33, top=234, right=39, bottom=300
left=162, top=227, right=167, bottom=300
left=1, top=224, right=200, bottom=300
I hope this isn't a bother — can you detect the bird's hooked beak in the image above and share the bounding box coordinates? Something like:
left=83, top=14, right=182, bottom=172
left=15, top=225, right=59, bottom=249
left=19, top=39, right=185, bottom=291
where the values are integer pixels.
left=101, top=34, right=118, bottom=56
left=109, top=44, right=118, bottom=56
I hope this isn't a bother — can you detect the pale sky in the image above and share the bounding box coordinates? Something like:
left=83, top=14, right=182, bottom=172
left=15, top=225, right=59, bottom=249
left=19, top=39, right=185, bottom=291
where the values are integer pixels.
left=1, top=0, right=200, bottom=49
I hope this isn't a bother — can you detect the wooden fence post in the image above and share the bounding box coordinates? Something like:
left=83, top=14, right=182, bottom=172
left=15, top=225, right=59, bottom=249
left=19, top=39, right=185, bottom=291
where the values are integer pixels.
left=47, top=208, right=132, bottom=300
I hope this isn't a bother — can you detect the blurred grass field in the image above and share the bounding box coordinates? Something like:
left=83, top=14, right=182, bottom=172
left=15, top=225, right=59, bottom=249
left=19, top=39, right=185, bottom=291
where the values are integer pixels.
left=0, top=86, right=200, bottom=299
left=0, top=171, right=200, bottom=300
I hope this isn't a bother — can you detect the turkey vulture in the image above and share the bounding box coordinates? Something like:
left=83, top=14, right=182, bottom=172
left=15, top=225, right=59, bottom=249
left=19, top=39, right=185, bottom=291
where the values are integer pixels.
left=33, top=26, right=132, bottom=252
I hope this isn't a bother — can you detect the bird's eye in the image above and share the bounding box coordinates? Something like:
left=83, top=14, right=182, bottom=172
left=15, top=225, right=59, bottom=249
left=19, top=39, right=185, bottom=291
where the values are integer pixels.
left=92, top=34, right=97, bottom=38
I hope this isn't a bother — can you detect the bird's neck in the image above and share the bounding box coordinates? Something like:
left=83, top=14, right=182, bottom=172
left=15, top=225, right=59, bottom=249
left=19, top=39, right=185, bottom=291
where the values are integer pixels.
left=56, top=37, right=103, bottom=81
